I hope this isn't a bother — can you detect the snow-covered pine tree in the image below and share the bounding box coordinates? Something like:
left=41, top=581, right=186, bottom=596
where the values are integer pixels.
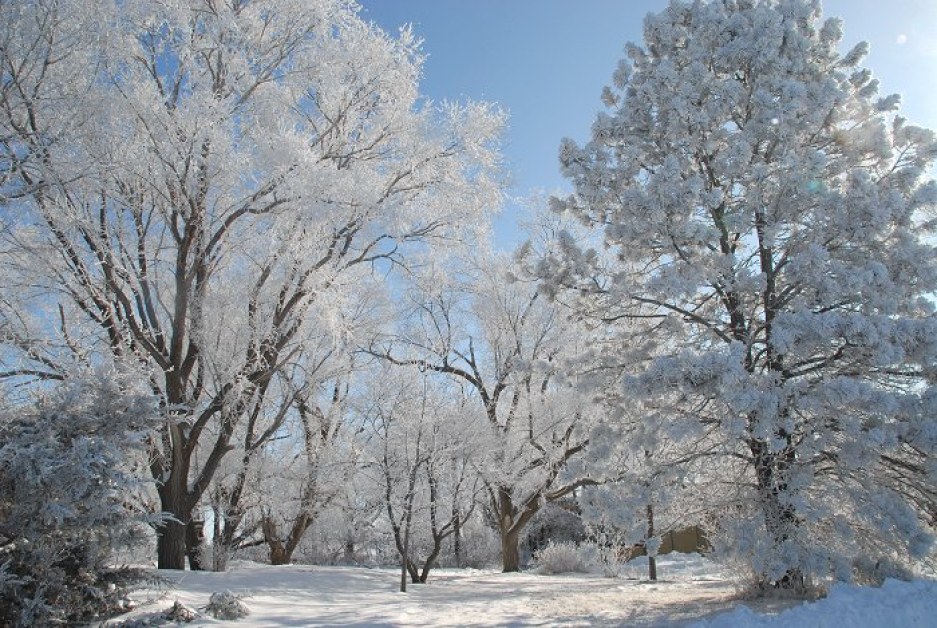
left=0, top=373, right=161, bottom=626
left=544, top=0, right=937, bottom=590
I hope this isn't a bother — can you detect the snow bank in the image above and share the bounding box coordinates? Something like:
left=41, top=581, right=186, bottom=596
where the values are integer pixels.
left=693, top=579, right=937, bottom=628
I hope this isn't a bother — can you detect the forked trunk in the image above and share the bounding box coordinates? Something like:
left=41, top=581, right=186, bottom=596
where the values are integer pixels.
left=497, top=488, right=539, bottom=573
left=269, top=544, right=290, bottom=566
left=262, top=513, right=313, bottom=566
left=262, top=517, right=290, bottom=565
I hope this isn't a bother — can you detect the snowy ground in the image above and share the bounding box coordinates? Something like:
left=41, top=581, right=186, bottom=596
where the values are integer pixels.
left=111, top=556, right=937, bottom=627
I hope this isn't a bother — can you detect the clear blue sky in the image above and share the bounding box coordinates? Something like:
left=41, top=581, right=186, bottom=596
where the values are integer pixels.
left=359, top=1, right=937, bottom=250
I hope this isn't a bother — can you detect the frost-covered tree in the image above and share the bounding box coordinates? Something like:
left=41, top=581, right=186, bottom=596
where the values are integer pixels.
left=0, top=373, right=160, bottom=626
left=258, top=371, right=354, bottom=566
left=373, top=254, right=598, bottom=572
left=0, top=0, right=502, bottom=569
left=206, top=364, right=352, bottom=570
left=208, top=286, right=380, bottom=571
left=544, top=0, right=937, bottom=589
left=360, top=367, right=481, bottom=588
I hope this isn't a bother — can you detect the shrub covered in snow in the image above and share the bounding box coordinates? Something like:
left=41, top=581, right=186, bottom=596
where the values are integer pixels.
left=0, top=374, right=161, bottom=626
left=164, top=600, right=199, bottom=623
left=205, top=590, right=250, bottom=620
left=535, top=542, right=594, bottom=575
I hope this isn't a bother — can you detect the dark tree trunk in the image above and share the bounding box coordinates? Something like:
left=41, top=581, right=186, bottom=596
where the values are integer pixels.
left=453, top=511, right=462, bottom=567
left=647, top=504, right=657, bottom=582
left=269, top=545, right=289, bottom=566
left=156, top=478, right=190, bottom=570
left=157, top=520, right=187, bottom=570
left=496, top=488, right=540, bottom=573
left=262, top=513, right=313, bottom=566
left=501, top=529, right=521, bottom=573
left=407, top=560, right=421, bottom=584
left=186, top=517, right=206, bottom=571
left=415, top=524, right=447, bottom=583
left=262, top=517, right=289, bottom=565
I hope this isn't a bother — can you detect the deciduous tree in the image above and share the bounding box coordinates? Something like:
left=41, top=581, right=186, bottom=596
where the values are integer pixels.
left=373, top=255, right=597, bottom=572
left=0, top=0, right=501, bottom=569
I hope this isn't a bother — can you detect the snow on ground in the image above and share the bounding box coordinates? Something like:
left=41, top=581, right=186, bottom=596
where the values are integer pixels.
left=111, top=555, right=937, bottom=627
left=693, top=577, right=937, bottom=628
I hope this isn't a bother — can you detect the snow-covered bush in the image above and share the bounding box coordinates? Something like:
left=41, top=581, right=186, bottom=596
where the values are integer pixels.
left=0, top=373, right=161, bottom=626
left=535, top=542, right=594, bottom=575
left=455, top=517, right=502, bottom=569
left=205, top=590, right=250, bottom=620
left=164, top=600, right=200, bottom=623
left=526, top=501, right=587, bottom=557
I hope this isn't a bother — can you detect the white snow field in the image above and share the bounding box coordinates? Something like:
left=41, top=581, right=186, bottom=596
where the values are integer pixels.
left=113, top=556, right=937, bottom=627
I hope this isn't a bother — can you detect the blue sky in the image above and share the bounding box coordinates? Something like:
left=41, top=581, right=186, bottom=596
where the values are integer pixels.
left=359, top=1, right=937, bottom=250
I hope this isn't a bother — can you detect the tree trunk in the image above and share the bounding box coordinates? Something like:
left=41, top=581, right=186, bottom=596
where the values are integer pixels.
left=211, top=506, right=241, bottom=572
left=646, top=504, right=657, bottom=581
left=762, top=486, right=805, bottom=591
left=262, top=517, right=289, bottom=565
left=264, top=533, right=289, bottom=565
left=262, top=513, right=313, bottom=566
left=400, top=514, right=411, bottom=592
left=400, top=558, right=421, bottom=589
left=501, top=528, right=521, bottom=573
left=417, top=526, right=448, bottom=583
left=269, top=545, right=289, bottom=565
left=156, top=480, right=190, bottom=570
left=497, top=488, right=541, bottom=573
left=211, top=522, right=236, bottom=572
left=751, top=438, right=804, bottom=591
left=453, top=511, right=462, bottom=568
left=212, top=538, right=230, bottom=572
left=186, top=517, right=206, bottom=571
left=156, top=519, right=187, bottom=569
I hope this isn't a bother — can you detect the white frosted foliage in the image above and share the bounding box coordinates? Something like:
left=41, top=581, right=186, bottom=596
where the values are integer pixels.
left=548, top=0, right=937, bottom=587
left=0, top=0, right=504, bottom=569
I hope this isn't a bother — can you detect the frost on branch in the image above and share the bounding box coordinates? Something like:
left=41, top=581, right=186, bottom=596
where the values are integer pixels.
left=0, top=0, right=504, bottom=570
